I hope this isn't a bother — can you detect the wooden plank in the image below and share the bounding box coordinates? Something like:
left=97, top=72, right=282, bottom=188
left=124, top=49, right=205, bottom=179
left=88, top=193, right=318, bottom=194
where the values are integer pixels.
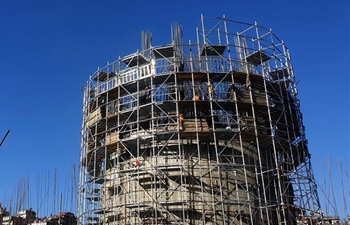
left=86, top=108, right=102, bottom=127
left=106, top=132, right=119, bottom=145
left=184, top=119, right=209, bottom=131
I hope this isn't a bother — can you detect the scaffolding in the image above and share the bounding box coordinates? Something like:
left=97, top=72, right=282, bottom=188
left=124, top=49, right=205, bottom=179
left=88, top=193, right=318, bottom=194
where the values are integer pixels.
left=78, top=15, right=322, bottom=225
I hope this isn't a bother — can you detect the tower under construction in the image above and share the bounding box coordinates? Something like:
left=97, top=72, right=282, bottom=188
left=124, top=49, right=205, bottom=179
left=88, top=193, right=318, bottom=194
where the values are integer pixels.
left=78, top=15, right=322, bottom=225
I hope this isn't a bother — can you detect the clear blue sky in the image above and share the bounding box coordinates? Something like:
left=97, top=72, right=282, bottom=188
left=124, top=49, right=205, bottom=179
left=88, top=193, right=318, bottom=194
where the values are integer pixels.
left=0, top=0, right=349, bottom=220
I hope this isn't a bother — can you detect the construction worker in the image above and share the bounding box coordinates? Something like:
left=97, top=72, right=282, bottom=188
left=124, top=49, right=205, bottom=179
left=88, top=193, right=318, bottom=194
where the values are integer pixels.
left=179, top=113, right=185, bottom=130
left=135, top=158, right=141, bottom=167
left=193, top=94, right=200, bottom=101
left=227, top=83, right=236, bottom=100
left=178, top=83, right=185, bottom=100
left=145, top=86, right=151, bottom=103
left=207, top=78, right=215, bottom=99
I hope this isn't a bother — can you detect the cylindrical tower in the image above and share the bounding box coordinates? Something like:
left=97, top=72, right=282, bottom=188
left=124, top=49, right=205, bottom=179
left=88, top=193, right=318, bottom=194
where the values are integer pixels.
left=78, top=15, right=322, bottom=225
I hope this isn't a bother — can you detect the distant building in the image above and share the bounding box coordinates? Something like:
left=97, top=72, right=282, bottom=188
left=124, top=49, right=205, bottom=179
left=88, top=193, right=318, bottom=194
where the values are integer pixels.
left=0, top=207, right=76, bottom=225
left=296, top=214, right=350, bottom=225
left=0, top=203, right=9, bottom=224
left=18, top=209, right=36, bottom=224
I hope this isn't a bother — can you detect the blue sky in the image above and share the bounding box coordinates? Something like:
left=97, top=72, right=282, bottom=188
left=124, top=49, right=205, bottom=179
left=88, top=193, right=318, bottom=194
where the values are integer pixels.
left=0, top=0, right=349, bottom=220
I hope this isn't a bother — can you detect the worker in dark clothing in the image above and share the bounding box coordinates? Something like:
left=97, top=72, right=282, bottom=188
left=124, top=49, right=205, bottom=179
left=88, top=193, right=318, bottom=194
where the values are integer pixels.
left=143, top=86, right=151, bottom=103
left=179, top=83, right=185, bottom=100
left=140, top=87, right=146, bottom=104
left=227, top=83, right=236, bottom=100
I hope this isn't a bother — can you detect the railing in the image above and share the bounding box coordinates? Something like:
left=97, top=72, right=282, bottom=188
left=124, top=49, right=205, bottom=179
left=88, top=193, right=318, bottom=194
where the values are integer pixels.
left=94, top=63, right=153, bottom=95
left=120, top=93, right=138, bottom=111
left=119, top=67, right=138, bottom=84
left=92, top=56, right=275, bottom=99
